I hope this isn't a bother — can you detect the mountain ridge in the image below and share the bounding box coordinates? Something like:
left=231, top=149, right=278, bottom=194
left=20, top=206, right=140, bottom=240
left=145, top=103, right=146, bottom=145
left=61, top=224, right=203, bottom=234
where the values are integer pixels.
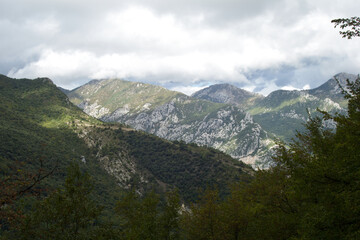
left=191, top=83, right=264, bottom=108
left=67, top=78, right=274, bottom=168
left=65, top=73, right=356, bottom=167
left=0, top=74, right=253, bottom=202
left=190, top=73, right=353, bottom=140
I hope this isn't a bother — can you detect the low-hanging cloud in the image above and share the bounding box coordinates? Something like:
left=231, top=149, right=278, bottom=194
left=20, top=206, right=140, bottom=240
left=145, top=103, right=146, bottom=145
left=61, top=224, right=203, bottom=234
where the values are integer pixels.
left=2, top=0, right=360, bottom=95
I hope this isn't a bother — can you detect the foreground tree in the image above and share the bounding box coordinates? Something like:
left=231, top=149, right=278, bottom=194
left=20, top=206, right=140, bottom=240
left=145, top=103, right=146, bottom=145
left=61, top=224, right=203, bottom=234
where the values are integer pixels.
left=273, top=76, right=360, bottom=239
left=180, top=189, right=217, bottom=240
left=0, top=159, right=56, bottom=236
left=116, top=189, right=181, bottom=240
left=332, top=16, right=360, bottom=39
left=158, top=190, right=181, bottom=240
left=19, top=162, right=102, bottom=240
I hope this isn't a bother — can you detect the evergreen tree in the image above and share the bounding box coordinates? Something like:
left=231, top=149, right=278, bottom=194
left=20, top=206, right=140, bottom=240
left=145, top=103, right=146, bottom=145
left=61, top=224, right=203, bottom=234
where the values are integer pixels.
left=158, top=190, right=181, bottom=240
left=116, top=190, right=160, bottom=240
left=181, top=189, right=225, bottom=240
left=116, top=189, right=181, bottom=240
left=19, top=162, right=102, bottom=240
left=273, top=76, right=360, bottom=239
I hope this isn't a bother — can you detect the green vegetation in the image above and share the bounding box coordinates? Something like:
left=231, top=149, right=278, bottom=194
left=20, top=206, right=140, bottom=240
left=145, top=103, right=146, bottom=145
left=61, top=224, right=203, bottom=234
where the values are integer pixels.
left=19, top=163, right=103, bottom=240
left=248, top=89, right=346, bottom=141
left=173, top=100, right=227, bottom=124
left=0, top=74, right=251, bottom=200
left=248, top=93, right=303, bottom=115
left=0, top=75, right=126, bottom=229
left=118, top=130, right=252, bottom=201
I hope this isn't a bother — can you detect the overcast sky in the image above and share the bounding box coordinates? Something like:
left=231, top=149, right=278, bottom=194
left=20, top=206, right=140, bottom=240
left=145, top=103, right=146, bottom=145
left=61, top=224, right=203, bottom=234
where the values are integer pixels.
left=1, top=0, right=359, bottom=95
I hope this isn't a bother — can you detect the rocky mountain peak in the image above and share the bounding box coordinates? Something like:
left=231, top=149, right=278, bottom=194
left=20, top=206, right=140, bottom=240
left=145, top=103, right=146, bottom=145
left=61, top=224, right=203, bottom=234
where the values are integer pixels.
left=191, top=83, right=263, bottom=108
left=307, top=73, right=357, bottom=103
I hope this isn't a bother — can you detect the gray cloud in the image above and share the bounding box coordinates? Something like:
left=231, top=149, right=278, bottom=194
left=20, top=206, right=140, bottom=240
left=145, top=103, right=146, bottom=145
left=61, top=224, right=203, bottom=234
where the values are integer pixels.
left=1, top=0, right=360, bottom=95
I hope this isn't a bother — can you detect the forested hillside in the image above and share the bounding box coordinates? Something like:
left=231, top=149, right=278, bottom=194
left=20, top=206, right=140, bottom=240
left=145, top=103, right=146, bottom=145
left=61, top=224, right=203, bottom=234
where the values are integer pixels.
left=0, top=74, right=256, bottom=238
left=0, top=74, right=253, bottom=198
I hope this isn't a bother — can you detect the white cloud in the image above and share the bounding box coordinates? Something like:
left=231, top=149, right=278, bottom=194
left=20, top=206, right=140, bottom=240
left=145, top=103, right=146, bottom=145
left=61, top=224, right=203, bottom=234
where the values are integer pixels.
left=281, top=86, right=300, bottom=91
left=8, top=49, right=98, bottom=89
left=302, top=84, right=311, bottom=90
left=280, top=84, right=312, bottom=92
left=257, top=80, right=281, bottom=96
left=170, top=85, right=207, bottom=96
left=2, top=0, right=360, bottom=93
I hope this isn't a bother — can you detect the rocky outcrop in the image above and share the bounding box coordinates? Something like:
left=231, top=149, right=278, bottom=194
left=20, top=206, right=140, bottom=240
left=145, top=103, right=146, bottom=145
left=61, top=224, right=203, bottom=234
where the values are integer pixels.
left=100, top=96, right=273, bottom=168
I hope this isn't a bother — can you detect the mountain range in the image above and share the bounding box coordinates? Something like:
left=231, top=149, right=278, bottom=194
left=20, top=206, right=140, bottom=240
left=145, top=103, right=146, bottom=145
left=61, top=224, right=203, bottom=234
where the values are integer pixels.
left=0, top=74, right=253, bottom=203
left=66, top=72, right=355, bottom=168
left=1, top=72, right=355, bottom=207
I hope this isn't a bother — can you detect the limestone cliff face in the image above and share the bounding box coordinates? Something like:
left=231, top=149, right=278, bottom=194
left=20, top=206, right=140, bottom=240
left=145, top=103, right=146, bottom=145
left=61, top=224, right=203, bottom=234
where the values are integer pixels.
left=101, top=96, right=272, bottom=167
left=76, top=124, right=142, bottom=189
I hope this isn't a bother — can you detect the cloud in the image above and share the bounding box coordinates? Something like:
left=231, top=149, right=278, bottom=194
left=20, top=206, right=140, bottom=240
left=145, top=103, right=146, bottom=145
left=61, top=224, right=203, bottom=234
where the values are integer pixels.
left=170, top=86, right=207, bottom=96
left=2, top=0, right=360, bottom=94
left=281, top=84, right=311, bottom=91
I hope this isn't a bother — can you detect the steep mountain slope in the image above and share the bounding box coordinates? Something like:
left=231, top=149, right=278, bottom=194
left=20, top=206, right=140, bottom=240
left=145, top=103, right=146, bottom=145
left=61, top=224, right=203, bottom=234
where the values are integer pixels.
left=67, top=79, right=274, bottom=168
left=0, top=75, right=121, bottom=207
left=307, top=72, right=357, bottom=106
left=247, top=73, right=353, bottom=141
left=190, top=73, right=352, bottom=142
left=248, top=90, right=342, bottom=141
left=68, top=78, right=183, bottom=118
left=0, top=74, right=253, bottom=202
left=105, top=96, right=272, bottom=167
left=191, top=83, right=263, bottom=108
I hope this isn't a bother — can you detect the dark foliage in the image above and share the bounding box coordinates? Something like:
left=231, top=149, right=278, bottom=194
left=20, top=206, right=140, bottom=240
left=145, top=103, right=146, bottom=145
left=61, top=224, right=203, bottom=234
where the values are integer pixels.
left=332, top=16, right=360, bottom=39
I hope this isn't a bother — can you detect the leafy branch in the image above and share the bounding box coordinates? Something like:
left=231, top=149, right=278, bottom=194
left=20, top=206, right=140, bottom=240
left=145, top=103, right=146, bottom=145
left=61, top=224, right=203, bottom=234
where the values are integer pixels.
left=332, top=16, right=360, bottom=39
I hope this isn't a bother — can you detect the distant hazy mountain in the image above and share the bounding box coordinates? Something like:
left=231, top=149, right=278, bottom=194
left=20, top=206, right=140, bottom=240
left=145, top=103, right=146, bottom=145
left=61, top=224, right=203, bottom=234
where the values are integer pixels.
left=58, top=86, right=71, bottom=94
left=245, top=73, right=352, bottom=141
left=190, top=73, right=353, bottom=141
left=67, top=79, right=274, bottom=168
left=307, top=72, right=356, bottom=106
left=191, top=83, right=263, bottom=108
